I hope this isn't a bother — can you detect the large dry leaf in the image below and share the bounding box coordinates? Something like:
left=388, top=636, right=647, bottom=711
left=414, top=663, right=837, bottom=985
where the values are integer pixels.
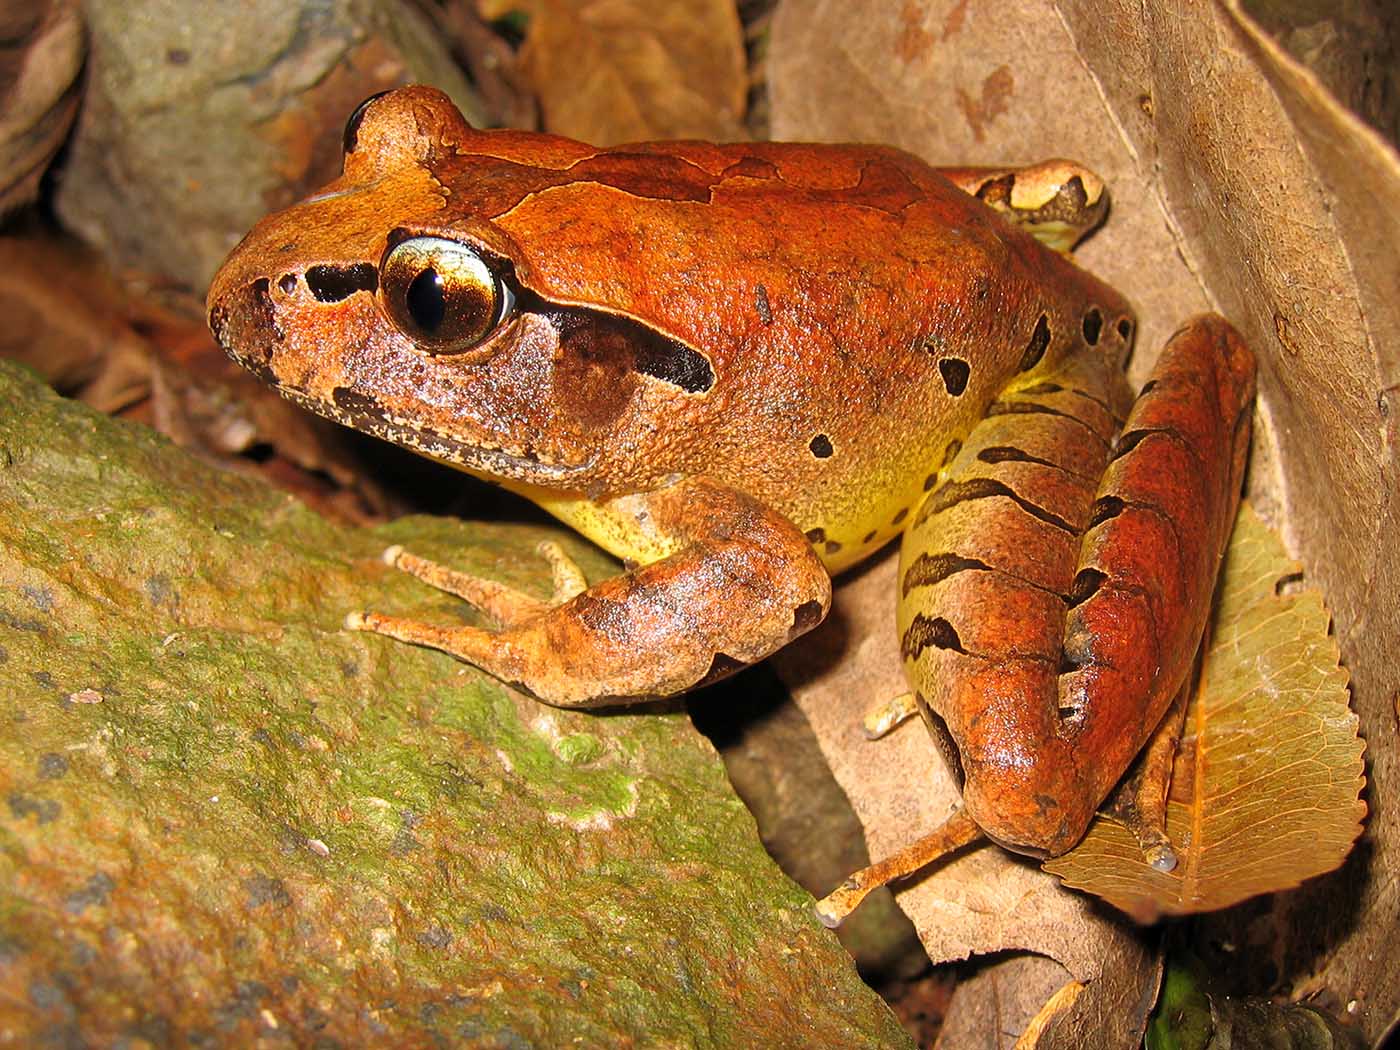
left=769, top=0, right=1400, bottom=1043
left=479, top=0, right=747, bottom=143
left=1044, top=505, right=1365, bottom=921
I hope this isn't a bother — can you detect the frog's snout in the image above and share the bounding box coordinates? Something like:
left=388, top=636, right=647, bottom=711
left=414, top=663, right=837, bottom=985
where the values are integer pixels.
left=208, top=276, right=280, bottom=385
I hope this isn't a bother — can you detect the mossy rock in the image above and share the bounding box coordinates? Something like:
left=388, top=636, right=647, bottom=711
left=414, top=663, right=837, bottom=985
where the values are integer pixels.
left=0, top=361, right=910, bottom=1048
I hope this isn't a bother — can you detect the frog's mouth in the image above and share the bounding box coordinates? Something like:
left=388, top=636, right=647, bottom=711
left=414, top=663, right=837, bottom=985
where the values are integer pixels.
left=280, top=385, right=597, bottom=484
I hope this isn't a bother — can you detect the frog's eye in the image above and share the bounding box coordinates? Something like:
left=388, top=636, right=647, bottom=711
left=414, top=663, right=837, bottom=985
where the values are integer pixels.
left=379, top=236, right=515, bottom=354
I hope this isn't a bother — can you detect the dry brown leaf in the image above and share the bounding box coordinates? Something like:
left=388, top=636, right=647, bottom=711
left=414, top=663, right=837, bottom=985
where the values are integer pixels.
left=479, top=0, right=746, bottom=143
left=0, top=0, right=83, bottom=212
left=769, top=0, right=1399, bottom=1042
left=1044, top=504, right=1365, bottom=921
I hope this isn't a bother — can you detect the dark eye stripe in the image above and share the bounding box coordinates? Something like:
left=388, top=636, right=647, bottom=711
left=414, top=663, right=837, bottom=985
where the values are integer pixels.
left=305, top=263, right=378, bottom=303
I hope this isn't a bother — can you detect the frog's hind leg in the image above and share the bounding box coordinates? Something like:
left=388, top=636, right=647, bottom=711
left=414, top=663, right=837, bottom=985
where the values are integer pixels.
left=377, top=539, right=586, bottom=627
left=937, top=161, right=1108, bottom=252
left=899, top=314, right=1254, bottom=859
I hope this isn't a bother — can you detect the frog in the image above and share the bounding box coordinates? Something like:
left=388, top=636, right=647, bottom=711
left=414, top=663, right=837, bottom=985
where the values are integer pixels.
left=207, top=86, right=1255, bottom=924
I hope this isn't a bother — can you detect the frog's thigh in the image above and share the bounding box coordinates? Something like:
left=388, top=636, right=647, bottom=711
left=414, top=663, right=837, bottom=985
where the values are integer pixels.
left=353, top=477, right=831, bottom=707
left=898, top=316, right=1254, bottom=856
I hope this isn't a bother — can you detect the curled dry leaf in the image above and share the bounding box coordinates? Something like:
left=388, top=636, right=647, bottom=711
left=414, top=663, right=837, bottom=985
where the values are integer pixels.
left=1044, top=505, right=1365, bottom=922
left=0, top=0, right=84, bottom=212
left=479, top=0, right=747, bottom=143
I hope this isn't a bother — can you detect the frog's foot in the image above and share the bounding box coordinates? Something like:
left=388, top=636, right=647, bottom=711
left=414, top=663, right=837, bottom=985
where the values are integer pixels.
left=349, top=477, right=831, bottom=708
left=378, top=539, right=586, bottom=627
left=1103, top=677, right=1192, bottom=872
left=862, top=691, right=919, bottom=740
left=938, top=160, right=1109, bottom=252
left=814, top=808, right=983, bottom=927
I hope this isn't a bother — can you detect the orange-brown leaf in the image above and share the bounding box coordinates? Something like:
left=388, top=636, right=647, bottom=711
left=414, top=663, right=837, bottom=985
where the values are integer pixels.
left=479, top=0, right=746, bottom=143
left=1044, top=504, right=1365, bottom=921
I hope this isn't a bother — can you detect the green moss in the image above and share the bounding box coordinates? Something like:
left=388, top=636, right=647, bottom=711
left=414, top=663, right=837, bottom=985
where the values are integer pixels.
left=0, top=361, right=910, bottom=1048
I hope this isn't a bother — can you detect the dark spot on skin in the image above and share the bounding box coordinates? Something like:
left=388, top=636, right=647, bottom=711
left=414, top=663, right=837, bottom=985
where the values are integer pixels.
left=22, top=585, right=52, bottom=612
left=863, top=530, right=877, bottom=544
left=824, top=540, right=842, bottom=556
left=901, top=552, right=991, bottom=597
left=1083, top=308, right=1103, bottom=345
left=305, top=263, right=378, bottom=303
left=891, top=507, right=908, bottom=525
left=809, top=433, right=833, bottom=458
left=900, top=614, right=966, bottom=661
left=1088, top=495, right=1125, bottom=528
left=805, top=528, right=826, bottom=544
left=1110, top=427, right=1157, bottom=462
left=941, top=439, right=962, bottom=468
left=144, top=574, right=174, bottom=608
left=166, top=48, right=189, bottom=65
left=1021, top=314, right=1051, bottom=371
left=278, top=273, right=298, bottom=294
left=1117, top=317, right=1133, bottom=340
left=1066, top=568, right=1106, bottom=609
left=976, top=445, right=1067, bottom=472
left=791, top=600, right=824, bottom=634
left=914, top=476, right=1075, bottom=534
left=343, top=90, right=392, bottom=154
left=939, top=358, right=970, bottom=396
left=923, top=473, right=937, bottom=491
left=754, top=284, right=773, bottom=325
left=0, top=611, right=43, bottom=633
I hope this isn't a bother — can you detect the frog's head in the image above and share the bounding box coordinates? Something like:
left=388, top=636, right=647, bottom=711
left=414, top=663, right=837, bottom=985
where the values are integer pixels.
left=207, top=86, right=722, bottom=491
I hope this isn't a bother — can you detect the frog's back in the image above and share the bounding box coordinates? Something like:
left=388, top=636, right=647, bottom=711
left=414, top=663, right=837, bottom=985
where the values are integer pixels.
left=456, top=135, right=1135, bottom=568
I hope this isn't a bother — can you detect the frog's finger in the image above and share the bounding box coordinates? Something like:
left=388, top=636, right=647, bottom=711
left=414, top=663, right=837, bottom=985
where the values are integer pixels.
left=354, top=477, right=831, bottom=707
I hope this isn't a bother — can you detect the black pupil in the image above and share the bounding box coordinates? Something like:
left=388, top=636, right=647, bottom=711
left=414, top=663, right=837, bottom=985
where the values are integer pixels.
left=406, top=267, right=446, bottom=333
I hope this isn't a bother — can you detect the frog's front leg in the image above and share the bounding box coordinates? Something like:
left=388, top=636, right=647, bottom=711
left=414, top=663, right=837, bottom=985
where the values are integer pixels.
left=349, top=476, right=831, bottom=707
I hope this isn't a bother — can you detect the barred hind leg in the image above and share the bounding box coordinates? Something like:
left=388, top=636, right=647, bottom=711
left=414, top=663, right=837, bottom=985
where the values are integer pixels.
left=898, top=315, right=1254, bottom=858
left=818, top=317, right=1253, bottom=926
